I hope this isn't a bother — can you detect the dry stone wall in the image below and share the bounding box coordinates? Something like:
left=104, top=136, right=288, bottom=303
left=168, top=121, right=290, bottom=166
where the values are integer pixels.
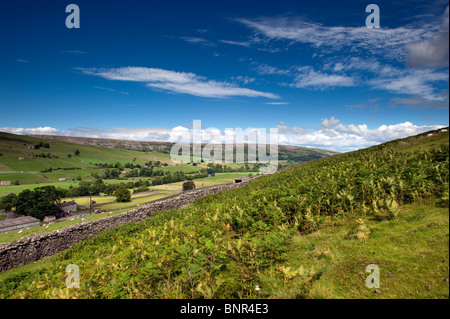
left=0, top=176, right=260, bottom=273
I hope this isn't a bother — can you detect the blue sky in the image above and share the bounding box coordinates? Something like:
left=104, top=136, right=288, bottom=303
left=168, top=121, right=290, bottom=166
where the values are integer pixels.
left=0, top=0, right=448, bottom=151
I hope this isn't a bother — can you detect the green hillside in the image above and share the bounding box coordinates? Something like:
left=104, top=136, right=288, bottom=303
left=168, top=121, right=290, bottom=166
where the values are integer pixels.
left=0, top=132, right=336, bottom=192
left=0, top=127, right=448, bottom=299
left=0, top=132, right=172, bottom=186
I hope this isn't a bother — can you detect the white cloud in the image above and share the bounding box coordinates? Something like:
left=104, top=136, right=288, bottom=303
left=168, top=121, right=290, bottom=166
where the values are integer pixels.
left=0, top=127, right=63, bottom=136
left=277, top=119, right=446, bottom=152
left=78, top=67, right=280, bottom=99
left=321, top=116, right=340, bottom=129
left=1, top=119, right=446, bottom=153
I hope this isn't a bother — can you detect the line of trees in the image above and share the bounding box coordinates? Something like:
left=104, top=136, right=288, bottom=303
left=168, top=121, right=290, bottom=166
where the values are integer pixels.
left=34, top=142, right=50, bottom=149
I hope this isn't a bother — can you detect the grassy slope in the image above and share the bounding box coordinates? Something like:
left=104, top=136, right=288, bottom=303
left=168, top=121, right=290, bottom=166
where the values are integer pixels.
left=261, top=200, right=449, bottom=298
left=0, top=132, right=172, bottom=186
left=0, top=128, right=448, bottom=299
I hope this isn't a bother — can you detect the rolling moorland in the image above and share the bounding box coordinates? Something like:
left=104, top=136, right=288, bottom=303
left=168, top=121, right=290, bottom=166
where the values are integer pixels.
left=0, top=127, right=448, bottom=299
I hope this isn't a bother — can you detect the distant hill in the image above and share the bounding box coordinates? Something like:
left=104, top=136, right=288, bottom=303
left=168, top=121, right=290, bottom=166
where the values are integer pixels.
left=0, top=131, right=338, bottom=187
left=29, top=133, right=340, bottom=162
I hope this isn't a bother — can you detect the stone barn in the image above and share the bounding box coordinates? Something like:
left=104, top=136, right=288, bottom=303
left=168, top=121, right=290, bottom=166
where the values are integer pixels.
left=55, top=200, right=78, bottom=218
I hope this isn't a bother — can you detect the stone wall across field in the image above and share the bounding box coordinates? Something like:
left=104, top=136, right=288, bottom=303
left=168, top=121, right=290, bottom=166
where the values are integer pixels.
left=0, top=176, right=260, bottom=273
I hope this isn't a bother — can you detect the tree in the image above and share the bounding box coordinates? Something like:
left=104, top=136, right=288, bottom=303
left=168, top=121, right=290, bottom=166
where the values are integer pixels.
left=91, top=178, right=106, bottom=194
left=114, top=187, right=131, bottom=202
left=182, top=180, right=196, bottom=191
left=14, top=186, right=63, bottom=220
left=0, top=193, right=17, bottom=212
left=74, top=149, right=80, bottom=156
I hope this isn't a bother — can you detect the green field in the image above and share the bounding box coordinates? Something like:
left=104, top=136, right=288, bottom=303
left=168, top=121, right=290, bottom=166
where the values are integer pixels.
left=0, top=172, right=48, bottom=185
left=149, top=172, right=251, bottom=192
left=0, top=128, right=447, bottom=299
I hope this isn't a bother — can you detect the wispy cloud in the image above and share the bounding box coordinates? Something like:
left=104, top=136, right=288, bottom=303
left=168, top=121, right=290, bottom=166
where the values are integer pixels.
left=15, top=59, right=29, bottom=63
left=62, top=50, right=87, bottom=55
left=345, top=98, right=381, bottom=112
left=78, top=66, right=280, bottom=99
left=290, top=66, right=355, bottom=90
left=234, top=16, right=440, bottom=61
left=392, top=95, right=449, bottom=109
left=252, top=63, right=290, bottom=76
left=179, top=36, right=216, bottom=46
left=264, top=101, right=289, bottom=105
left=231, top=76, right=256, bottom=85
left=367, top=67, right=449, bottom=102
left=94, top=86, right=129, bottom=95
left=220, top=39, right=251, bottom=48
left=320, top=56, right=449, bottom=101
left=345, top=104, right=366, bottom=110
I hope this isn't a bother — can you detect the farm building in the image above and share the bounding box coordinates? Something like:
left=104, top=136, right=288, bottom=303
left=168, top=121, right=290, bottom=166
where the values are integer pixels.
left=56, top=200, right=78, bottom=218
left=0, top=216, right=40, bottom=233
left=0, top=181, right=11, bottom=186
left=59, top=178, right=66, bottom=182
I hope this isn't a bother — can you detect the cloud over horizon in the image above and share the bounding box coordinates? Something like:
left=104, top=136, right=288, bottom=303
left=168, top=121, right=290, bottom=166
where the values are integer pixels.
left=1, top=119, right=445, bottom=153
